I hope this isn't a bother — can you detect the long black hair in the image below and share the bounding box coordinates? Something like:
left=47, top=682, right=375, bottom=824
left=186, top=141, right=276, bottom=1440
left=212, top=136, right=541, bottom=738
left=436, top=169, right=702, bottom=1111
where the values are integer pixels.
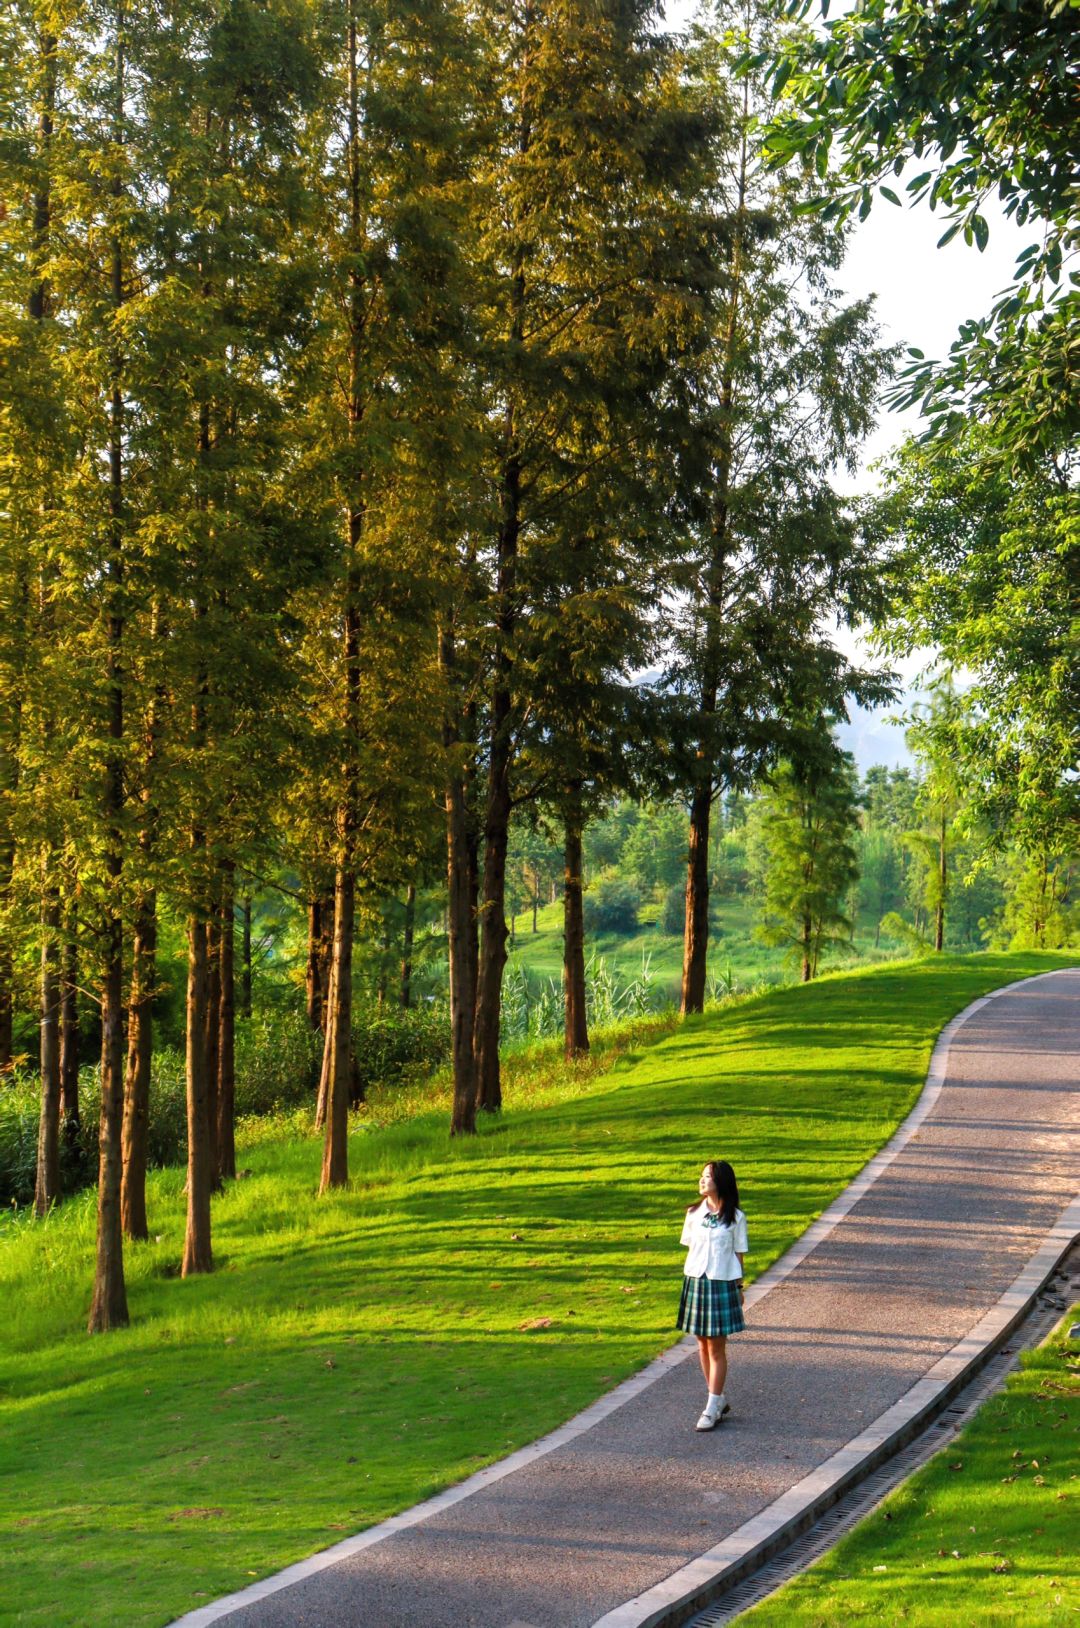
left=689, top=1160, right=739, bottom=1226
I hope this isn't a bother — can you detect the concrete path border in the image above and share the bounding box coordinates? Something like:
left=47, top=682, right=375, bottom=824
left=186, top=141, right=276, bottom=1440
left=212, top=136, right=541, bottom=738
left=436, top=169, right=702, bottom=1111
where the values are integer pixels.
left=170, top=969, right=1078, bottom=1628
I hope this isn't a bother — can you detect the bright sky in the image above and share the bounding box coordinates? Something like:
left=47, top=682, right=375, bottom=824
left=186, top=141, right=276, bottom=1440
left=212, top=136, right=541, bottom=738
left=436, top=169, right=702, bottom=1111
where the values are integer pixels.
left=836, top=193, right=1029, bottom=492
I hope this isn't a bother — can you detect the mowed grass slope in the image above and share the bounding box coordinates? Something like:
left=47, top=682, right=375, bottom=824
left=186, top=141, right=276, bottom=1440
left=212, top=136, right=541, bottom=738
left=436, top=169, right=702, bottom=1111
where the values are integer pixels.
left=740, top=1304, right=1080, bottom=1628
left=1, top=953, right=1074, bottom=1628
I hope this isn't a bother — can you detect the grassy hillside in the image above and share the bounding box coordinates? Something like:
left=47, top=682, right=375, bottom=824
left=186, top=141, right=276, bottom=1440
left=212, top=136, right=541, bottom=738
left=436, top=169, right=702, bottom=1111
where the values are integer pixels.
left=507, top=894, right=905, bottom=1001
left=1, top=953, right=1074, bottom=1628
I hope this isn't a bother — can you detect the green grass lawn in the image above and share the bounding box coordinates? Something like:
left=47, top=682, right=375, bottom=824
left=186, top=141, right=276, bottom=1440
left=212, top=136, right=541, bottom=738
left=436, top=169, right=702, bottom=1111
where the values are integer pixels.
left=740, top=1305, right=1080, bottom=1627
left=1, top=953, right=1075, bottom=1628
left=507, top=894, right=907, bottom=1002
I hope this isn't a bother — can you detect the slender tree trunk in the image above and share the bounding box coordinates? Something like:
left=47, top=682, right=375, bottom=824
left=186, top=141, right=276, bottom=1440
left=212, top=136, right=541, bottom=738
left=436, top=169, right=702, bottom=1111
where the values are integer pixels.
left=59, top=917, right=80, bottom=1139
left=319, top=0, right=365, bottom=1190
left=441, top=626, right=477, bottom=1135
left=376, top=921, right=390, bottom=1006
left=474, top=653, right=514, bottom=1115
left=681, top=774, right=712, bottom=1013
left=182, top=913, right=213, bottom=1274
left=35, top=879, right=62, bottom=1215
left=801, top=915, right=812, bottom=983
left=204, top=906, right=221, bottom=1186
left=120, top=891, right=155, bottom=1240
left=305, top=896, right=324, bottom=1029
left=400, top=882, right=415, bottom=1008
left=474, top=85, right=530, bottom=1115
left=532, top=888, right=538, bottom=933
left=319, top=861, right=354, bottom=1192
left=682, top=81, right=750, bottom=1017
left=217, top=865, right=236, bottom=1180
left=562, top=791, right=589, bottom=1059
left=120, top=595, right=164, bottom=1239
left=240, top=894, right=252, bottom=1016
left=88, top=15, right=128, bottom=1329
left=935, top=811, right=946, bottom=952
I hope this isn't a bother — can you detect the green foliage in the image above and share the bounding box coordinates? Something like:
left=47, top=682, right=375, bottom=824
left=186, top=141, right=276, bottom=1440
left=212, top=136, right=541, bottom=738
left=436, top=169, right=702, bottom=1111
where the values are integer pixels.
left=871, top=434, right=1079, bottom=856
left=985, top=851, right=1079, bottom=952
left=619, top=804, right=687, bottom=893
left=767, top=0, right=1080, bottom=459
left=661, top=882, right=686, bottom=936
left=756, top=749, right=861, bottom=978
left=500, top=952, right=661, bottom=1043
left=350, top=1003, right=452, bottom=1098
left=583, top=878, right=640, bottom=935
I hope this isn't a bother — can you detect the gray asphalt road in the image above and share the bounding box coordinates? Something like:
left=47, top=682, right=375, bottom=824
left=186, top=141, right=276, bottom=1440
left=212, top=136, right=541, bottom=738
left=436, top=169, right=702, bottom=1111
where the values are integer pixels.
left=206, top=969, right=1080, bottom=1628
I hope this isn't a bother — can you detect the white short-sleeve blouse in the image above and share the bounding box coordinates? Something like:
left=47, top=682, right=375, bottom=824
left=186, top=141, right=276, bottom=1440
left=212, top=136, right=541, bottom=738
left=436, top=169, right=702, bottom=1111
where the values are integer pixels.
left=680, top=1201, right=749, bottom=1281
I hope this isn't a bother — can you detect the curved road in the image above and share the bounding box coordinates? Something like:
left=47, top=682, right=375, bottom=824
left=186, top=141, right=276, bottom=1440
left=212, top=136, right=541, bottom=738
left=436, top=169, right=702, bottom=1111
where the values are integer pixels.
left=175, top=967, right=1080, bottom=1628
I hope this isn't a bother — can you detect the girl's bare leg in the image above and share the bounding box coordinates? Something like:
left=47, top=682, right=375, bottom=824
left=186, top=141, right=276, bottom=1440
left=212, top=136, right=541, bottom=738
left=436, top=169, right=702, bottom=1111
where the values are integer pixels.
left=696, top=1336, right=710, bottom=1384
left=707, top=1336, right=727, bottom=1395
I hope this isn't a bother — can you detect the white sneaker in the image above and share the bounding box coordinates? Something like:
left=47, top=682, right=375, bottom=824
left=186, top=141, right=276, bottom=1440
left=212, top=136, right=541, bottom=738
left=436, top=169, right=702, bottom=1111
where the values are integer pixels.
left=695, top=1409, right=718, bottom=1431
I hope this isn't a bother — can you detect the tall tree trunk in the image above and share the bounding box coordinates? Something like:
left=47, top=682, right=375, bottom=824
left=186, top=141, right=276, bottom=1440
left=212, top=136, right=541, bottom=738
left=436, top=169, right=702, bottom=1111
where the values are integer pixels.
left=681, top=774, right=713, bottom=1013
left=441, top=626, right=477, bottom=1135
left=88, top=13, right=128, bottom=1329
left=319, top=861, right=354, bottom=1191
left=59, top=914, right=80, bottom=1140
left=305, top=896, right=324, bottom=1029
left=182, top=913, right=213, bottom=1274
left=562, top=791, right=589, bottom=1060
left=35, top=878, right=61, bottom=1215
left=121, top=597, right=163, bottom=1240
left=681, top=77, right=749, bottom=1017
left=318, top=0, right=365, bottom=1190
left=217, top=865, right=236, bottom=1180
left=473, top=599, right=515, bottom=1115
left=376, top=921, right=390, bottom=1007
left=400, top=882, right=415, bottom=1008
left=473, top=76, right=530, bottom=1114
left=121, top=891, right=155, bottom=1240
left=204, top=905, right=221, bottom=1186
left=801, top=915, right=813, bottom=983
left=935, top=811, right=946, bottom=952
left=240, top=894, right=252, bottom=1016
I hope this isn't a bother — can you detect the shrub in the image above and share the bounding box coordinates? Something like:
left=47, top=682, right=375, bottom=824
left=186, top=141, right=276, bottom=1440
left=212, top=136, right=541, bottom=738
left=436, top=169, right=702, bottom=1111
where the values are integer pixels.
left=661, top=883, right=684, bottom=935
left=583, top=878, right=639, bottom=935
left=234, top=1011, right=321, bottom=1116
left=351, top=1002, right=451, bottom=1095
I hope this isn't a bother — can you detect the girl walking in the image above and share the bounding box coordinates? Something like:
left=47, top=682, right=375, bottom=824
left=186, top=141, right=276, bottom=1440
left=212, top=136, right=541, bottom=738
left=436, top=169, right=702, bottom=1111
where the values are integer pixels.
left=677, top=1159, right=748, bottom=1431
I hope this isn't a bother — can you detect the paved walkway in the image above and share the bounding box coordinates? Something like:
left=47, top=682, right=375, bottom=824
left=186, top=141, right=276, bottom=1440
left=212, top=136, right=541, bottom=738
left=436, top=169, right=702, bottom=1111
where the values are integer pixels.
left=179, top=969, right=1080, bottom=1628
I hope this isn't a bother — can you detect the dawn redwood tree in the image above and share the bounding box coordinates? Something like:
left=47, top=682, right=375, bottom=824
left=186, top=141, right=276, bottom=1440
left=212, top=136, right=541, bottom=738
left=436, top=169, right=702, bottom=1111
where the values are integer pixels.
left=84, top=0, right=133, bottom=1332
left=756, top=742, right=860, bottom=981
left=669, top=0, right=894, bottom=1015
left=465, top=0, right=725, bottom=1115
left=903, top=680, right=965, bottom=953
left=293, top=0, right=476, bottom=1164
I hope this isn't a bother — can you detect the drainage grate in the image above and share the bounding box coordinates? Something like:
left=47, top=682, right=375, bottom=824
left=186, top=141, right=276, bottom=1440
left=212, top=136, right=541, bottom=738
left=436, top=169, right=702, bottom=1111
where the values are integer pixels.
left=685, top=1255, right=1079, bottom=1628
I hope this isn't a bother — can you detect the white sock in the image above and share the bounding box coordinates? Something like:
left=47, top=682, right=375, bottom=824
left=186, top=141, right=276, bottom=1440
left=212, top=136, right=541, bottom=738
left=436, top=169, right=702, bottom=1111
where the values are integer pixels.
left=706, top=1391, right=725, bottom=1415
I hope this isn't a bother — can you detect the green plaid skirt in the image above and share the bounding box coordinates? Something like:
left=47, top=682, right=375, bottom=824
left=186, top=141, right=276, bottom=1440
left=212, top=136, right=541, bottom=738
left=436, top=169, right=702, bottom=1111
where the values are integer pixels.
left=677, top=1274, right=745, bottom=1338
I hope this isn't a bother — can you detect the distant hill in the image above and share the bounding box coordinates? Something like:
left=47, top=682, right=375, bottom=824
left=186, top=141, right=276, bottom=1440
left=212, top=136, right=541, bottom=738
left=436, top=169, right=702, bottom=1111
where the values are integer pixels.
left=835, top=700, right=913, bottom=771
